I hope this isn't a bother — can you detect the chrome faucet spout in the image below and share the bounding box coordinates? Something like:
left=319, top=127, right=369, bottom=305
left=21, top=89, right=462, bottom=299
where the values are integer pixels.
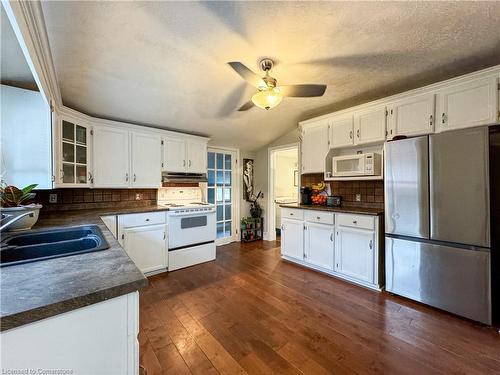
left=0, top=212, right=34, bottom=232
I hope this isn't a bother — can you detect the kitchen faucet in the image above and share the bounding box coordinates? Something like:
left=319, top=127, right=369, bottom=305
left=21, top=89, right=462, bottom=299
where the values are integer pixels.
left=0, top=212, right=34, bottom=232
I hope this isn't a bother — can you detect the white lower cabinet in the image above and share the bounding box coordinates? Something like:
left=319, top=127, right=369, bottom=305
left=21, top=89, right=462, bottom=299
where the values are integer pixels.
left=335, top=226, right=374, bottom=283
left=305, top=222, right=334, bottom=270
left=118, top=212, right=168, bottom=275
left=281, top=218, right=304, bottom=260
left=123, top=224, right=168, bottom=274
left=281, top=209, right=382, bottom=290
left=1, top=292, right=139, bottom=375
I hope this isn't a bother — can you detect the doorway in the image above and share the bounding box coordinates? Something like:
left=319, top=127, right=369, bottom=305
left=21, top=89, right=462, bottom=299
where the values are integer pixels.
left=268, top=144, right=299, bottom=241
left=207, top=147, right=240, bottom=245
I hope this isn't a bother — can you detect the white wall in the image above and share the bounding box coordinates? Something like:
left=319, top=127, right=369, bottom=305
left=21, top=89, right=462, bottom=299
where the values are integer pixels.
left=0, top=84, right=52, bottom=189
left=275, top=152, right=298, bottom=198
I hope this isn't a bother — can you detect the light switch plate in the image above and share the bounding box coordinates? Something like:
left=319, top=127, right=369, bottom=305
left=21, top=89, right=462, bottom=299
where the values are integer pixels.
left=49, top=194, right=57, bottom=203
left=355, top=194, right=361, bottom=202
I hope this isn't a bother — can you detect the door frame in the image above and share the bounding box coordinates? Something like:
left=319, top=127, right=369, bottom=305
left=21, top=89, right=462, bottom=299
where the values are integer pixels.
left=208, top=146, right=240, bottom=246
left=267, top=143, right=299, bottom=241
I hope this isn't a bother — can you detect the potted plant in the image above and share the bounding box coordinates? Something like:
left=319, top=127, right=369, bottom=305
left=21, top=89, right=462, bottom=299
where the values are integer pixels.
left=1, top=182, right=42, bottom=231
left=249, top=191, right=263, bottom=219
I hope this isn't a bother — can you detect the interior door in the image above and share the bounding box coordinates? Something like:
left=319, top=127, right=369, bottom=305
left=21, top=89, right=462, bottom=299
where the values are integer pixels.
left=329, top=115, right=354, bottom=148
left=389, top=93, right=435, bottom=137
left=384, top=136, right=429, bottom=238
left=301, top=122, right=329, bottom=173
left=430, top=127, right=490, bottom=247
left=335, top=226, right=374, bottom=283
left=163, top=137, right=186, bottom=172
left=92, top=126, right=129, bottom=188
left=187, top=140, right=207, bottom=173
left=131, top=132, right=161, bottom=188
left=305, top=222, right=334, bottom=270
left=281, top=218, right=304, bottom=260
left=207, top=149, right=237, bottom=244
left=354, top=106, right=386, bottom=145
left=123, top=224, right=167, bottom=274
left=438, top=76, right=498, bottom=131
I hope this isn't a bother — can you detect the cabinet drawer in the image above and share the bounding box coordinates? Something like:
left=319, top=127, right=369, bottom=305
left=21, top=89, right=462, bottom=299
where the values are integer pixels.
left=119, top=211, right=167, bottom=228
left=281, top=208, right=304, bottom=220
left=305, top=210, right=334, bottom=225
left=336, top=213, right=374, bottom=230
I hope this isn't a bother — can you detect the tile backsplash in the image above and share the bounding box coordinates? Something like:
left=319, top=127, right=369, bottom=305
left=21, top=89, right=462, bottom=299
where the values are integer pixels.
left=301, top=173, right=384, bottom=209
left=35, top=188, right=157, bottom=211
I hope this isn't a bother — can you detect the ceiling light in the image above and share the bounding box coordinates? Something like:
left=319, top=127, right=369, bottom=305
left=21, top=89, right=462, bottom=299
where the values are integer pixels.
left=251, top=88, right=283, bottom=110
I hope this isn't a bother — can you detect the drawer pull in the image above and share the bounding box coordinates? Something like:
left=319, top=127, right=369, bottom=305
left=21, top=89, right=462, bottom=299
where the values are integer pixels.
left=369, top=240, right=373, bottom=250
left=316, top=216, right=320, bottom=220
left=352, top=220, right=357, bottom=224
left=145, top=218, right=150, bottom=221
left=290, top=213, right=294, bottom=216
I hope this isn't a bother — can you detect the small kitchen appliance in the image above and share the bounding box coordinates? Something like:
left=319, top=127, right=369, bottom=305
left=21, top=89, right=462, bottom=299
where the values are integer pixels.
left=332, top=152, right=381, bottom=177
left=327, top=195, right=342, bottom=207
left=300, top=187, right=312, bottom=205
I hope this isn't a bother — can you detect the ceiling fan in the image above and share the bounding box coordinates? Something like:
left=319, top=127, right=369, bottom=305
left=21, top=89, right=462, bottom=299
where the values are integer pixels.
left=227, top=59, right=327, bottom=111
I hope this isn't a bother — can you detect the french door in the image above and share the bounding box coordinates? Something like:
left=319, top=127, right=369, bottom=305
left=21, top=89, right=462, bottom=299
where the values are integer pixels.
left=207, top=148, right=238, bottom=245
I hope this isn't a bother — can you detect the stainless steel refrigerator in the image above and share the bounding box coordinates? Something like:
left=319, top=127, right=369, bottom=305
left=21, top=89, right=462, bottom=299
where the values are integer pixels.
left=385, top=126, right=493, bottom=324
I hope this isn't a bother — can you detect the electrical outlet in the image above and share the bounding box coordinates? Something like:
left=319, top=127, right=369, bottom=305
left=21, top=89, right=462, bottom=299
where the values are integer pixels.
left=49, top=194, right=57, bottom=203
left=135, top=193, right=143, bottom=200
left=355, top=194, right=361, bottom=202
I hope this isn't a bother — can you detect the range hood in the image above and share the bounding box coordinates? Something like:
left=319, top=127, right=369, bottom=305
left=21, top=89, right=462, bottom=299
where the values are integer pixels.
left=162, top=172, right=207, bottom=183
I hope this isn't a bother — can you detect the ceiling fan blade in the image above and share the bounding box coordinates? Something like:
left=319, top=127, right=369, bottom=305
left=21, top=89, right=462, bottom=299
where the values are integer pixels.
left=278, top=84, right=327, bottom=97
left=227, top=62, right=266, bottom=89
left=238, top=100, right=255, bottom=111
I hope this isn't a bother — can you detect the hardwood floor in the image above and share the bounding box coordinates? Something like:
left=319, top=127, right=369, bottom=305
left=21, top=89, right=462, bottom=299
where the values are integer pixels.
left=139, top=240, right=500, bottom=374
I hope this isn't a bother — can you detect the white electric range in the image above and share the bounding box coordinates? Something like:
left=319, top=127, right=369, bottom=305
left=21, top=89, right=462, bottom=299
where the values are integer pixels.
left=157, top=187, right=216, bottom=271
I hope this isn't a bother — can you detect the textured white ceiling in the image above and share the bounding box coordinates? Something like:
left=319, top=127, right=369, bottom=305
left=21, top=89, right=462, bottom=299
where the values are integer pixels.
left=1, top=7, right=37, bottom=90
left=41, top=1, right=500, bottom=151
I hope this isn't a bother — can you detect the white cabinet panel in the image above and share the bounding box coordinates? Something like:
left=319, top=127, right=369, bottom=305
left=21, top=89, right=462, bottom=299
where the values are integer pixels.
left=281, top=218, right=304, bottom=260
left=131, top=132, right=161, bottom=187
left=354, top=106, right=387, bottom=145
left=329, top=114, right=354, bottom=148
left=123, top=224, right=167, bottom=274
left=93, top=126, right=130, bottom=188
left=438, top=76, right=498, bottom=132
left=305, top=222, right=334, bottom=270
left=301, top=122, right=329, bottom=174
left=187, top=140, right=207, bottom=173
left=388, top=93, right=435, bottom=138
left=163, top=137, right=186, bottom=172
left=335, top=226, right=374, bottom=284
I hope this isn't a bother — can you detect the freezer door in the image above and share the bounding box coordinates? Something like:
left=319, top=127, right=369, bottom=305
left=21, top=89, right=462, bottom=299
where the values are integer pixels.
left=386, top=237, right=491, bottom=324
left=385, top=136, right=429, bottom=238
left=430, top=127, right=490, bottom=247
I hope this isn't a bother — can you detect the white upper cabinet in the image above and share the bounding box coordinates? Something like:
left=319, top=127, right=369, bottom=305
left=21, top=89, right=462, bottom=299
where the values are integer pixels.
left=93, top=126, right=130, bottom=188
left=301, top=121, right=329, bottom=174
left=186, top=140, right=207, bottom=173
left=329, top=114, right=354, bottom=148
left=305, top=222, right=334, bottom=270
left=131, top=132, right=162, bottom=187
left=387, top=93, right=435, bottom=138
left=437, top=75, right=499, bottom=132
left=163, top=137, right=186, bottom=173
left=353, top=105, right=387, bottom=145
left=57, top=115, right=92, bottom=187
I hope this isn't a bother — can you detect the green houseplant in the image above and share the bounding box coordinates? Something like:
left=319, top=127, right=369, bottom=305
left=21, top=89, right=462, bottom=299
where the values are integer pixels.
left=1, top=182, right=42, bottom=231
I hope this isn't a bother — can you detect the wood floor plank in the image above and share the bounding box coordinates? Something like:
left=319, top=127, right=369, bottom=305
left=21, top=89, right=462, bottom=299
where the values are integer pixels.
left=139, top=240, right=500, bottom=375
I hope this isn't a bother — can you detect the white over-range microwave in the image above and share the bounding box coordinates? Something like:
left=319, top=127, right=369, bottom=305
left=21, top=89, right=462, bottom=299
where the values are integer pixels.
left=332, top=152, right=382, bottom=177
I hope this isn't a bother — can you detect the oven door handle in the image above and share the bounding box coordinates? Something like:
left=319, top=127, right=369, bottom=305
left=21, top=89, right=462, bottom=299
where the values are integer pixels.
left=168, top=210, right=216, bottom=217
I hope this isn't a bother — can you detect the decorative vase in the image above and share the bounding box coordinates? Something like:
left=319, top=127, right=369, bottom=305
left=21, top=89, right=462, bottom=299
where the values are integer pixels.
left=1, top=204, right=42, bottom=231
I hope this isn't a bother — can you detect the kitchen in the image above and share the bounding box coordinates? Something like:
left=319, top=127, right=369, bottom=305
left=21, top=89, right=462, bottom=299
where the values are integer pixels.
left=1, top=1, right=500, bottom=374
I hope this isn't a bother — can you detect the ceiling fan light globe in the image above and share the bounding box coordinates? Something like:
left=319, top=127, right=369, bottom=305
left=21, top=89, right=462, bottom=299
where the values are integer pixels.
left=251, top=89, right=283, bottom=110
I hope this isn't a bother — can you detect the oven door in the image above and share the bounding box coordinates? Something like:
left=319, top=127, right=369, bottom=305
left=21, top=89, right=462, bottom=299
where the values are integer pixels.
left=168, top=210, right=216, bottom=249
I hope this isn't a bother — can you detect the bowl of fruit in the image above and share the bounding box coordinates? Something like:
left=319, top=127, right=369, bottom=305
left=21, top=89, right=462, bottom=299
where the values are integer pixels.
left=311, top=194, right=327, bottom=206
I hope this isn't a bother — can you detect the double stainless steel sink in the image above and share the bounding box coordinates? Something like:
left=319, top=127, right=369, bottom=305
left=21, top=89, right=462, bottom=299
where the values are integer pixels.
left=1, top=225, right=109, bottom=267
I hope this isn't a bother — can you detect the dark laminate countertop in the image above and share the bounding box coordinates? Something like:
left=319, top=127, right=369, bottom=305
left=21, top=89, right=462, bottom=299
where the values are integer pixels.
left=279, top=203, right=384, bottom=216
left=0, top=206, right=169, bottom=331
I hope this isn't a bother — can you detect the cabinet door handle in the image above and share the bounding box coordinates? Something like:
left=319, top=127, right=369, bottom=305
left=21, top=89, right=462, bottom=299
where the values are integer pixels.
left=369, top=240, right=373, bottom=250
left=441, top=113, right=446, bottom=124
left=352, top=220, right=357, bottom=224
left=281, top=225, right=284, bottom=231
left=60, top=169, right=64, bottom=181
left=125, top=173, right=129, bottom=182
left=163, top=232, right=166, bottom=240
left=349, top=130, right=353, bottom=139
left=330, top=233, right=334, bottom=242
left=189, top=160, right=192, bottom=167
left=357, top=129, right=360, bottom=138
left=133, top=173, right=137, bottom=182
left=429, top=114, right=433, bottom=127
left=88, top=172, right=93, bottom=183
left=316, top=216, right=320, bottom=220
left=304, top=225, right=307, bottom=230
left=183, top=160, right=186, bottom=167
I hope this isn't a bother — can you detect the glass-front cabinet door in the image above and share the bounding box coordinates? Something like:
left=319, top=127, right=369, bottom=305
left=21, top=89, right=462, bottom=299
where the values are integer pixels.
left=57, top=116, right=92, bottom=187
